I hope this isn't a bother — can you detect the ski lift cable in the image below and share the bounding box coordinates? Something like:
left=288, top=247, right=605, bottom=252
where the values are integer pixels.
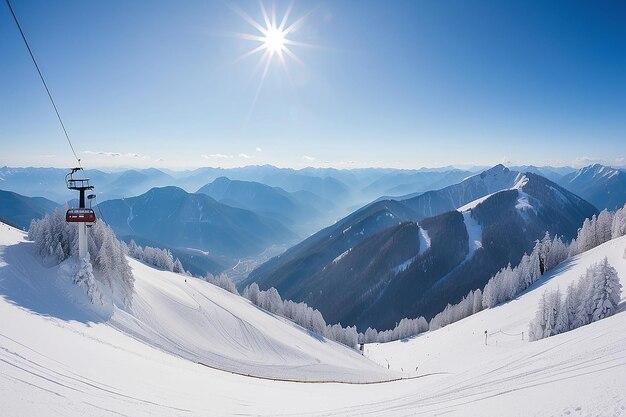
left=92, top=194, right=109, bottom=225
left=5, top=0, right=82, bottom=168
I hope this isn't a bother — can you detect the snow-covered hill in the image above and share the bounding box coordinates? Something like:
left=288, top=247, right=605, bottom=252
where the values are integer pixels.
left=0, top=222, right=393, bottom=383
left=1, top=221, right=625, bottom=416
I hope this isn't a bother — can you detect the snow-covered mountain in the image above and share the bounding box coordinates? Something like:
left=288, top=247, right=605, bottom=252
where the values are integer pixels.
left=399, top=164, right=525, bottom=217
left=558, top=163, right=626, bottom=210
left=1, top=221, right=625, bottom=416
left=253, top=173, right=596, bottom=331
left=245, top=166, right=523, bottom=297
left=246, top=167, right=597, bottom=330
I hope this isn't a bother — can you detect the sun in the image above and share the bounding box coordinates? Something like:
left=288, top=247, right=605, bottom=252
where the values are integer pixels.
left=227, top=1, right=316, bottom=124
left=229, top=1, right=314, bottom=70
left=263, top=25, right=286, bottom=54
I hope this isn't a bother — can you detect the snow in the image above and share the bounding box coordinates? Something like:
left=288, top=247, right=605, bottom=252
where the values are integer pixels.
left=418, top=225, right=430, bottom=255
left=0, top=222, right=393, bottom=384
left=511, top=173, right=529, bottom=189
left=457, top=174, right=529, bottom=213
left=471, top=167, right=526, bottom=194
left=457, top=191, right=497, bottom=211
left=393, top=256, right=416, bottom=274
left=367, top=236, right=626, bottom=416
left=333, top=247, right=352, bottom=263
left=462, top=210, right=483, bottom=261
left=2, top=220, right=626, bottom=416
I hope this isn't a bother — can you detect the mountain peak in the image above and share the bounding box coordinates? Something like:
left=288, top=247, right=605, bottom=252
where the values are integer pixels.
left=485, top=164, right=508, bottom=173
left=211, top=176, right=232, bottom=185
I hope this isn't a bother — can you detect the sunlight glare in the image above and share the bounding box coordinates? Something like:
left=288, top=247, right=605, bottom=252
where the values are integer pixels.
left=264, top=25, right=286, bottom=54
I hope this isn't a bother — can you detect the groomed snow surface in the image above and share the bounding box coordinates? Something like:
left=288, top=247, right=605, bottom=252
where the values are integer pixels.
left=1, top=222, right=626, bottom=416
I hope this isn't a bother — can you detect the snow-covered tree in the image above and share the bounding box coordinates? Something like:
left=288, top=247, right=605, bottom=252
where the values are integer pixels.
left=611, top=203, right=626, bottom=239
left=243, top=282, right=261, bottom=305
left=127, top=239, right=144, bottom=259
left=529, top=258, right=622, bottom=341
left=590, top=257, right=622, bottom=321
left=529, top=292, right=548, bottom=341
left=205, top=273, right=239, bottom=295
left=596, top=210, right=614, bottom=244
left=28, top=211, right=134, bottom=307
left=543, top=289, right=561, bottom=338
left=472, top=288, right=483, bottom=314
left=142, top=246, right=175, bottom=271
left=173, top=258, right=185, bottom=274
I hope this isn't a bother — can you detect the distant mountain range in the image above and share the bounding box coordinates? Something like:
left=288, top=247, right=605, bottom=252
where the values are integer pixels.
left=0, top=189, right=59, bottom=230
left=246, top=166, right=598, bottom=331
left=97, top=186, right=296, bottom=259
left=196, top=177, right=332, bottom=236
left=0, top=164, right=574, bottom=207
left=2, top=163, right=619, bottom=292
left=557, top=164, right=626, bottom=210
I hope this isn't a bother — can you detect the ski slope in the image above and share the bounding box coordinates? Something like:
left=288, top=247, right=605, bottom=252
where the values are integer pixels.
left=1, top=221, right=626, bottom=416
left=0, top=222, right=393, bottom=383
left=367, top=235, right=626, bottom=416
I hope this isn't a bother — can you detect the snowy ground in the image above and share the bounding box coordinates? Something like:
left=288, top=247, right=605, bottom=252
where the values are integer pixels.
left=367, top=236, right=626, bottom=416
left=1, top=222, right=626, bottom=416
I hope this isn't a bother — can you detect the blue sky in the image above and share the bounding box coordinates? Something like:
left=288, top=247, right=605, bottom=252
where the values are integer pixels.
left=1, top=0, right=625, bottom=169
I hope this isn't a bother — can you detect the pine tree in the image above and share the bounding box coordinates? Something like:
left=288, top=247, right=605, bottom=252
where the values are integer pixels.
left=596, top=210, right=614, bottom=244
left=611, top=203, right=626, bottom=238
left=473, top=288, right=483, bottom=313
left=529, top=292, right=548, bottom=341
left=173, top=258, right=185, bottom=273
left=543, top=289, right=561, bottom=338
left=563, top=282, right=579, bottom=331
left=590, top=258, right=622, bottom=321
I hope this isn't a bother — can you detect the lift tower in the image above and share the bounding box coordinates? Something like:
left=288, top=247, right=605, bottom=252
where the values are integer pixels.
left=65, top=168, right=96, bottom=260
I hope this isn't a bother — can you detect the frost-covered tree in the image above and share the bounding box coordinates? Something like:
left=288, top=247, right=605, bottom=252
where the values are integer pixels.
left=28, top=211, right=134, bottom=307
left=611, top=203, right=626, bottom=239
left=472, top=288, right=483, bottom=314
left=590, top=257, right=622, bottom=321
left=243, top=282, right=261, bottom=305
left=173, top=258, right=185, bottom=274
left=29, top=208, right=76, bottom=262
left=529, top=259, right=622, bottom=341
left=127, top=239, right=144, bottom=259
left=142, top=246, right=175, bottom=271
left=596, top=210, right=614, bottom=244
left=543, top=289, right=561, bottom=338
left=205, top=273, right=239, bottom=295
left=529, top=292, right=548, bottom=341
